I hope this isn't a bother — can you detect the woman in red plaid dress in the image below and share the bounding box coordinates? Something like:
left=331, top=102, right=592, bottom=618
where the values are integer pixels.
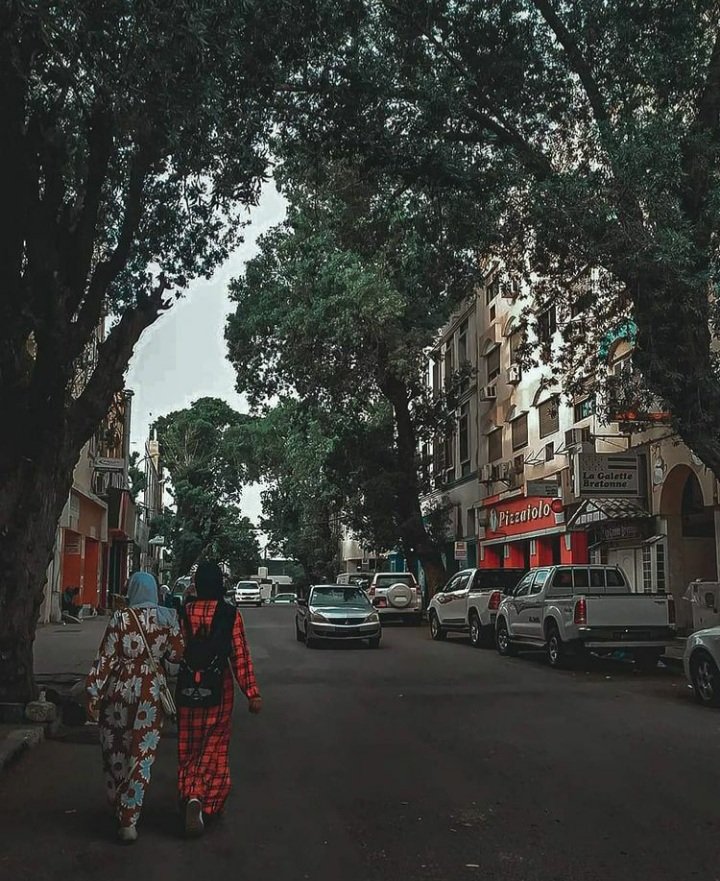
left=177, top=562, right=262, bottom=836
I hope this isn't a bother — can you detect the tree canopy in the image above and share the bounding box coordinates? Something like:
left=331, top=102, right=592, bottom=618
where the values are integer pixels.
left=226, top=164, right=479, bottom=588
left=154, top=398, right=259, bottom=579
left=277, top=0, right=720, bottom=476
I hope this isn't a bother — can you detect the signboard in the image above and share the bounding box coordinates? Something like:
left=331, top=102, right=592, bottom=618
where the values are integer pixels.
left=454, top=541, right=467, bottom=560
left=575, top=452, right=640, bottom=498
left=484, top=496, right=558, bottom=540
left=95, top=456, right=125, bottom=471
left=526, top=479, right=560, bottom=498
left=595, top=522, right=651, bottom=543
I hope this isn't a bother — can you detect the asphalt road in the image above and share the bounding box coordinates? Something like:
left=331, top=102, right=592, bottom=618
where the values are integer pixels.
left=2, top=607, right=718, bottom=881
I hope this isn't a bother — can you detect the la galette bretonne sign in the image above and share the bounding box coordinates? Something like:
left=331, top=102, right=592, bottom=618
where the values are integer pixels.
left=575, top=452, right=640, bottom=498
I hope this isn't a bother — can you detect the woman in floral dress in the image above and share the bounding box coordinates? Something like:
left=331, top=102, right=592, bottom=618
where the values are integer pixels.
left=87, top=572, right=184, bottom=843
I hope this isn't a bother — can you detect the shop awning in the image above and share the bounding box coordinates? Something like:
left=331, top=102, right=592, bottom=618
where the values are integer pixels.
left=568, top=498, right=651, bottom=528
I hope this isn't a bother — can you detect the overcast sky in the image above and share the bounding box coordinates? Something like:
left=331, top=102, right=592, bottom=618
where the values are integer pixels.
left=125, top=183, right=287, bottom=527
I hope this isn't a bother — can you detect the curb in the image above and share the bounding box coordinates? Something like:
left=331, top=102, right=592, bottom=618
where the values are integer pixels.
left=0, top=726, right=45, bottom=773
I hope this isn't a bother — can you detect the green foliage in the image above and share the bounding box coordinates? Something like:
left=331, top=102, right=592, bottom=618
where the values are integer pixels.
left=226, top=164, right=478, bottom=579
left=154, top=398, right=259, bottom=578
left=276, top=0, right=720, bottom=476
left=127, top=452, right=147, bottom=503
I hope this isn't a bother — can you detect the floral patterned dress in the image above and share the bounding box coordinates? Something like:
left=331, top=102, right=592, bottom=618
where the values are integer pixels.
left=86, top=607, right=184, bottom=828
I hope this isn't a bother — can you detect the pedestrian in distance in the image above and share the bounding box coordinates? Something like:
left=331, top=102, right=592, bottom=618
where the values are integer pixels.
left=176, top=560, right=262, bottom=838
left=86, top=571, right=184, bottom=844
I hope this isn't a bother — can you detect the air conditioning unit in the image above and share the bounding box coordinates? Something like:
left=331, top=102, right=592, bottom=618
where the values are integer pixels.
left=565, top=427, right=592, bottom=448
left=479, top=385, right=498, bottom=402
left=479, top=464, right=493, bottom=482
left=476, top=508, right=490, bottom=527
left=507, top=364, right=522, bottom=384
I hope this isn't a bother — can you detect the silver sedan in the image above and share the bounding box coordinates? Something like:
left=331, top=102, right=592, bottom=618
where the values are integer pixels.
left=296, top=585, right=382, bottom=648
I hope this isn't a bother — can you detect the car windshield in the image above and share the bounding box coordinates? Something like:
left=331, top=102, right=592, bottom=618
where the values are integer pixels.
left=374, top=574, right=415, bottom=588
left=311, top=587, right=371, bottom=608
left=237, top=583, right=258, bottom=589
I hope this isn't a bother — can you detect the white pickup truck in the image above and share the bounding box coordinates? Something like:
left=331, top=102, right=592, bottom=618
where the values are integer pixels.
left=428, top=568, right=526, bottom=646
left=495, top=564, right=676, bottom=669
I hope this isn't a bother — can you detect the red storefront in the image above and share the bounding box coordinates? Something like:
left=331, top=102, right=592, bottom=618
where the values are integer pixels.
left=478, top=494, right=588, bottom=569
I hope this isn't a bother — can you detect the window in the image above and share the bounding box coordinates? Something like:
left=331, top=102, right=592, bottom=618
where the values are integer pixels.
left=457, top=319, right=468, bottom=366
left=531, top=569, right=551, bottom=592
left=444, top=430, right=454, bottom=469
left=466, top=508, right=476, bottom=537
left=545, top=442, right=555, bottom=462
left=444, top=344, right=453, bottom=384
left=432, top=360, right=441, bottom=396
left=511, top=413, right=528, bottom=451
left=486, top=345, right=501, bottom=382
left=573, top=568, right=590, bottom=588
left=459, top=403, right=470, bottom=473
left=537, top=306, right=557, bottom=346
left=642, top=541, right=667, bottom=592
left=489, top=304, right=496, bottom=322
left=488, top=427, right=503, bottom=462
left=486, top=275, right=500, bottom=304
left=574, top=396, right=595, bottom=422
left=509, top=330, right=524, bottom=363
left=538, top=397, right=560, bottom=439
left=513, top=573, right=533, bottom=596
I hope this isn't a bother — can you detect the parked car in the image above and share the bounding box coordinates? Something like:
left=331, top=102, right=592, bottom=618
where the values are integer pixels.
left=428, top=568, right=526, bottom=646
left=296, top=585, right=381, bottom=648
left=684, top=625, right=720, bottom=707
left=495, top=565, right=676, bottom=669
left=270, top=592, right=298, bottom=604
left=367, top=572, right=422, bottom=624
left=234, top=580, right=263, bottom=606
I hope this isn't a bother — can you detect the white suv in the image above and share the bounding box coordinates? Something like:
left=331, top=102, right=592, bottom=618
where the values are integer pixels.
left=235, top=581, right=263, bottom=607
left=367, top=572, right=422, bottom=624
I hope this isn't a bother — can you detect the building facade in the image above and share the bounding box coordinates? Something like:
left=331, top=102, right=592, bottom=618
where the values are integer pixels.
left=425, top=261, right=719, bottom=632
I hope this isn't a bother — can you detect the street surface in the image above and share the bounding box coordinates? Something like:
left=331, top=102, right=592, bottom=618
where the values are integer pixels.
left=2, top=607, right=718, bottom=881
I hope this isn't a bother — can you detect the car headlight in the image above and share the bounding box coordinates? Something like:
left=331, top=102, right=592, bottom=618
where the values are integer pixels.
left=310, top=611, right=328, bottom=623
left=365, top=612, right=380, bottom=624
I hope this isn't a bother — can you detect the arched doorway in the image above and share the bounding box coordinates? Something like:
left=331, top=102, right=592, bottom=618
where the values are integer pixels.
left=660, top=466, right=717, bottom=631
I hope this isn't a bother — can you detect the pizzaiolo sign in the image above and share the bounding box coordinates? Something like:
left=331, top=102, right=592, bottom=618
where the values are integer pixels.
left=485, top=496, right=558, bottom=539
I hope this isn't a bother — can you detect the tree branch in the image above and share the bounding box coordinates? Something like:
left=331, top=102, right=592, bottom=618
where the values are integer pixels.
left=530, top=0, right=610, bottom=128
left=70, top=145, right=152, bottom=356
left=69, top=277, right=172, bottom=445
left=66, top=102, right=114, bottom=300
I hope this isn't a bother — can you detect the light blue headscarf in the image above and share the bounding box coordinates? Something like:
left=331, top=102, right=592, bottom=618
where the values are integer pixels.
left=127, top=572, right=177, bottom=627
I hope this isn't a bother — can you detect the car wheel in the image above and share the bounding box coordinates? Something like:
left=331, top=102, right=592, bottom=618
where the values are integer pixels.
left=469, top=613, right=482, bottom=648
left=368, top=636, right=381, bottom=649
left=496, top=619, right=516, bottom=656
left=429, top=612, right=447, bottom=641
left=305, top=633, right=317, bottom=649
left=295, top=619, right=304, bottom=642
left=690, top=650, right=720, bottom=707
left=546, top=624, right=565, bottom=668
left=634, top=648, right=662, bottom=672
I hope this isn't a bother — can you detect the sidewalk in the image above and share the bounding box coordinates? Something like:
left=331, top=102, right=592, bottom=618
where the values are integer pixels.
left=0, top=617, right=107, bottom=772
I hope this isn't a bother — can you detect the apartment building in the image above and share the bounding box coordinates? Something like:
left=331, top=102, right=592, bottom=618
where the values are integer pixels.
left=426, top=261, right=719, bottom=631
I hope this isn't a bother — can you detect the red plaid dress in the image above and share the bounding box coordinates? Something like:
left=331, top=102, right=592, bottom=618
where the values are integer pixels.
left=177, top=601, right=260, bottom=815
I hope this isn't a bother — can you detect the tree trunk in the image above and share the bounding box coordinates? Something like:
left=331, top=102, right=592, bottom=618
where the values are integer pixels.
left=379, top=373, right=448, bottom=598
left=0, top=443, right=77, bottom=703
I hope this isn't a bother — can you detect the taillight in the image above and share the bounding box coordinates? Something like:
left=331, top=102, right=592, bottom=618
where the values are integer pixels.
left=488, top=590, right=502, bottom=611
left=574, top=597, right=587, bottom=626
left=668, top=593, right=676, bottom=624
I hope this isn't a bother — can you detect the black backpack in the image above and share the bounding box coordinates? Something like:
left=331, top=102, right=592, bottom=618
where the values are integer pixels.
left=176, top=600, right=236, bottom=708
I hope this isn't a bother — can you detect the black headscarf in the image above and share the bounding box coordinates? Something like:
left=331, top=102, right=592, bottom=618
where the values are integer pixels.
left=194, top=561, right=225, bottom=600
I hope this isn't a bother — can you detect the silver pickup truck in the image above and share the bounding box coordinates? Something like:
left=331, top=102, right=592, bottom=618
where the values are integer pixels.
left=495, top=564, right=676, bottom=669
